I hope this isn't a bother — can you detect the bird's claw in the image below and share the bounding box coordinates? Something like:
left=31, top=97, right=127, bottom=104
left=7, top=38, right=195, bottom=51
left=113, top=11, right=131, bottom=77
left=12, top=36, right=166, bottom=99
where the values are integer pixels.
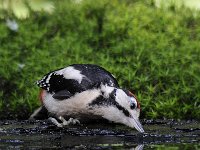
left=48, top=116, right=80, bottom=127
left=48, top=117, right=63, bottom=127
left=62, top=118, right=80, bottom=126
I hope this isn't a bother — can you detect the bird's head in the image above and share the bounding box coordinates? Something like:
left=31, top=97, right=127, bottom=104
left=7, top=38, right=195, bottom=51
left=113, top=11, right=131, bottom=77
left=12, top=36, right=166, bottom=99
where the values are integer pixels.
left=122, top=89, right=144, bottom=132
left=96, top=85, right=144, bottom=132
left=123, top=89, right=141, bottom=117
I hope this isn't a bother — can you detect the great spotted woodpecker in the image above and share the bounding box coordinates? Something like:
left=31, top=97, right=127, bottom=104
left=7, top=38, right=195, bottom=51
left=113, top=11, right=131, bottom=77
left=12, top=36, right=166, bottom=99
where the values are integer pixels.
left=30, top=64, right=144, bottom=132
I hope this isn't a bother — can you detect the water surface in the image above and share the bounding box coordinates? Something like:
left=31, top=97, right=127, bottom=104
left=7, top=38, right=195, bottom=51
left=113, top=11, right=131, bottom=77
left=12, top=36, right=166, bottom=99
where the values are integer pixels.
left=0, top=120, right=199, bottom=149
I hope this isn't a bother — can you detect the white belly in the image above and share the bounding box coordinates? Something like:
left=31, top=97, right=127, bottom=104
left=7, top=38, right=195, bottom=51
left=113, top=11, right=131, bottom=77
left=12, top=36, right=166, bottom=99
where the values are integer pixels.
left=43, top=89, right=101, bottom=117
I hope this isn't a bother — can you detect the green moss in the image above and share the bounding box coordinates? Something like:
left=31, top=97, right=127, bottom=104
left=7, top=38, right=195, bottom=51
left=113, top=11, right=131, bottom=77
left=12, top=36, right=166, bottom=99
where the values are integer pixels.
left=0, top=0, right=199, bottom=119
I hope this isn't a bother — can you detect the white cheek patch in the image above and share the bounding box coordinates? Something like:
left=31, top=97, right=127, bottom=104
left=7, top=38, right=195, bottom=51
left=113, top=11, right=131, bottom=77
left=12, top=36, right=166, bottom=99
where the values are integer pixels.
left=115, top=89, right=130, bottom=108
left=55, top=66, right=85, bottom=84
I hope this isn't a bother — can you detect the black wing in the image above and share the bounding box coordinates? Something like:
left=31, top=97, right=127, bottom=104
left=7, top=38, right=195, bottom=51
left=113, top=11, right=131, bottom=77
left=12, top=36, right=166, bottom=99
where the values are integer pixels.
left=71, top=64, right=119, bottom=87
left=52, top=90, right=73, bottom=100
left=37, top=64, right=119, bottom=98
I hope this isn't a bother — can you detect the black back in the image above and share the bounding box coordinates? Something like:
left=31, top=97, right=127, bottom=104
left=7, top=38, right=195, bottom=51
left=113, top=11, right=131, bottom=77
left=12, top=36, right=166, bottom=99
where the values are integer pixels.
left=37, top=64, right=119, bottom=94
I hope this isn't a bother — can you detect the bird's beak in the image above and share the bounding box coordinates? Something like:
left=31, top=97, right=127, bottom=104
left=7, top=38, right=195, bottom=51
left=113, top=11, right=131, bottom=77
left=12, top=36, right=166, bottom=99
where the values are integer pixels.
left=129, top=117, right=144, bottom=133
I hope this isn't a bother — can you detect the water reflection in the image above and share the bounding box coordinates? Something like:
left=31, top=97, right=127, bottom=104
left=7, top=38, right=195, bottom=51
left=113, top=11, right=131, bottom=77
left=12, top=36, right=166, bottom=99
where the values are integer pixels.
left=130, top=144, right=144, bottom=150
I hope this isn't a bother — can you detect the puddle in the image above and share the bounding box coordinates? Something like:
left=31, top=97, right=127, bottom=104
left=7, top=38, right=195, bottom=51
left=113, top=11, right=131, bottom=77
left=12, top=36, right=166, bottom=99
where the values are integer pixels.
left=0, top=120, right=199, bottom=149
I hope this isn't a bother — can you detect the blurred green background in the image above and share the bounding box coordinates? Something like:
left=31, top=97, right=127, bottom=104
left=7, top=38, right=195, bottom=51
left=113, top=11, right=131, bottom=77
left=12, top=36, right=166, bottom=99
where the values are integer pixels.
left=0, top=0, right=199, bottom=120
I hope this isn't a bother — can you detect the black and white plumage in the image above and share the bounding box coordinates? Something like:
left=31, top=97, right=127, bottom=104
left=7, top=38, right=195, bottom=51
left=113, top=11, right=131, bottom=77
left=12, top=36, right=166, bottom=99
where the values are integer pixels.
left=37, top=64, right=119, bottom=95
left=30, top=64, right=119, bottom=120
left=30, top=64, right=144, bottom=132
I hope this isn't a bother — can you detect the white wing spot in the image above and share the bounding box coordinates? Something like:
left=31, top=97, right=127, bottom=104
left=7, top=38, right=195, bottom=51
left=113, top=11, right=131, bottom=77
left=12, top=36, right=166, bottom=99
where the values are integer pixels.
left=45, top=73, right=53, bottom=84
left=55, top=66, right=85, bottom=84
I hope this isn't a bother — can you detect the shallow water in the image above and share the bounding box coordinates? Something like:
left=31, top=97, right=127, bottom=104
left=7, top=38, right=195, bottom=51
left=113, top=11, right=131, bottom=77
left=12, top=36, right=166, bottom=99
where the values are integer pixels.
left=0, top=120, right=199, bottom=149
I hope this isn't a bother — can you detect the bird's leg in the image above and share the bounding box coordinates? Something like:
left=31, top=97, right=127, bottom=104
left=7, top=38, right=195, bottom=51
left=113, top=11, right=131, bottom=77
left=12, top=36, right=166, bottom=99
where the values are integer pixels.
left=48, top=117, right=63, bottom=127
left=58, top=116, right=80, bottom=126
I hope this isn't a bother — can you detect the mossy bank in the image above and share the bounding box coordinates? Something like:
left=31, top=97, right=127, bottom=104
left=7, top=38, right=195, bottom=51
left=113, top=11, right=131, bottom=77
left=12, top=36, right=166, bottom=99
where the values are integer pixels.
left=0, top=0, right=199, bottom=120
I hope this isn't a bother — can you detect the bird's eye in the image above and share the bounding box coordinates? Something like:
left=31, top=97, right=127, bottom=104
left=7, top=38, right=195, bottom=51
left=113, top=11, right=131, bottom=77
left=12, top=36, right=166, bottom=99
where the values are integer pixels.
left=129, top=97, right=137, bottom=109
left=130, top=102, right=136, bottom=109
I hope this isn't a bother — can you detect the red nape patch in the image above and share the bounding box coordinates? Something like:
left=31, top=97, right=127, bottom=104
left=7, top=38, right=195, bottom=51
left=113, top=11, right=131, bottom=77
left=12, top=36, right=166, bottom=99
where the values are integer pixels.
left=39, top=89, right=45, bottom=104
left=128, top=91, right=141, bottom=110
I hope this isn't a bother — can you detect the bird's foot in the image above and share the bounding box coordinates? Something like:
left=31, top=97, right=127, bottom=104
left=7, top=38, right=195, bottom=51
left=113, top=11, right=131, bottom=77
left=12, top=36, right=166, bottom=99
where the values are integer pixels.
left=48, top=117, right=63, bottom=127
left=59, top=116, right=80, bottom=126
left=48, top=116, right=80, bottom=127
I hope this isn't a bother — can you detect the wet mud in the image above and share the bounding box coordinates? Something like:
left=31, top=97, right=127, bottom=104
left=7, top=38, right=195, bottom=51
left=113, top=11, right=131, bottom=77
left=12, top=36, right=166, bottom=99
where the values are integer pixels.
left=0, top=119, right=199, bottom=149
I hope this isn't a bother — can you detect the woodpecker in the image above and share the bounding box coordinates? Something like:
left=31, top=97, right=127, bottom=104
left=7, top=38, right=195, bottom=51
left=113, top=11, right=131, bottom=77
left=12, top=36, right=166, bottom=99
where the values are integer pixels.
left=30, top=64, right=144, bottom=132
left=40, top=84, right=144, bottom=132
left=30, top=64, right=119, bottom=119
